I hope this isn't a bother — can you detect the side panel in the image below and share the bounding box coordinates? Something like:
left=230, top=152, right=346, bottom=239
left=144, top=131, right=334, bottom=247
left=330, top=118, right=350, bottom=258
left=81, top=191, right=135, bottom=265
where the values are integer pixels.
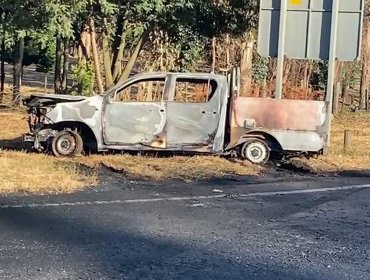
left=166, top=101, right=219, bottom=150
left=260, top=130, right=325, bottom=151
left=230, top=97, right=328, bottom=152
left=46, top=96, right=104, bottom=148
left=103, top=102, right=166, bottom=148
left=166, top=75, right=229, bottom=153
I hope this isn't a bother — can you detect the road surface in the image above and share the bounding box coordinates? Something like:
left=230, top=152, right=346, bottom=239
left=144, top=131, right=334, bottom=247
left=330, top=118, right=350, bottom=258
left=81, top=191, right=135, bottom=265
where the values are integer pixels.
left=0, top=173, right=369, bottom=280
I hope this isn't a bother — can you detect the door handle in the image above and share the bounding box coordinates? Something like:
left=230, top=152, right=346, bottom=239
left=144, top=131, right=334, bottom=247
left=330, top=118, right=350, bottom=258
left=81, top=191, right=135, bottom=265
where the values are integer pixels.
left=201, top=110, right=217, bottom=115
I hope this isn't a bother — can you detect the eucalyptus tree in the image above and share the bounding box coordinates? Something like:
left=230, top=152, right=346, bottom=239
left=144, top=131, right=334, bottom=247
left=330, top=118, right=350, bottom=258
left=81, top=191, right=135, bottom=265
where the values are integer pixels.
left=0, top=0, right=43, bottom=104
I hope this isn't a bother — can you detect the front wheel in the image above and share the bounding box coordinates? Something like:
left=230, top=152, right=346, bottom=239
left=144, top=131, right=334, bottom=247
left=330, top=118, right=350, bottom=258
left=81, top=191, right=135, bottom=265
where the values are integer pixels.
left=241, top=140, right=270, bottom=165
left=51, top=130, right=84, bottom=157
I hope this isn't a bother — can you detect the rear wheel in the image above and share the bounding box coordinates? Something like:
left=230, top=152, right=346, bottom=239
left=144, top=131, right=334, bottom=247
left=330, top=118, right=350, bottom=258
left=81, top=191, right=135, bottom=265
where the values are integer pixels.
left=241, top=140, right=270, bottom=165
left=52, top=130, right=83, bottom=157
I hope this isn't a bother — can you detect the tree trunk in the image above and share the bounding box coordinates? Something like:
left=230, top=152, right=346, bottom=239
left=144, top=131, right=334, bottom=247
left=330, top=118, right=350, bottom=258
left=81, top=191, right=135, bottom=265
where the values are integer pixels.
left=118, top=30, right=148, bottom=83
left=0, top=33, right=5, bottom=103
left=282, top=60, right=292, bottom=85
left=78, top=25, right=90, bottom=61
left=112, top=21, right=128, bottom=82
left=12, top=37, right=24, bottom=105
left=360, top=13, right=370, bottom=110
left=0, top=11, right=5, bottom=103
left=111, top=16, right=125, bottom=65
left=89, top=69, right=95, bottom=96
left=211, top=37, right=216, bottom=73
left=240, top=38, right=255, bottom=96
left=103, top=18, right=114, bottom=88
left=44, top=72, right=48, bottom=93
left=54, top=34, right=63, bottom=93
left=89, top=18, right=104, bottom=94
left=225, top=34, right=230, bottom=68
left=77, top=27, right=90, bottom=95
left=61, top=38, right=69, bottom=92
left=302, top=61, right=309, bottom=88
left=342, top=63, right=351, bottom=100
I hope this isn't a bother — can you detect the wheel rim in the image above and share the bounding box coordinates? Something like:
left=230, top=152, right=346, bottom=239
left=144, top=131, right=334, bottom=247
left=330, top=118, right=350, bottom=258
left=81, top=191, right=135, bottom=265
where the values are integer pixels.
left=243, top=141, right=269, bottom=164
left=248, top=146, right=264, bottom=161
left=56, top=134, right=77, bottom=156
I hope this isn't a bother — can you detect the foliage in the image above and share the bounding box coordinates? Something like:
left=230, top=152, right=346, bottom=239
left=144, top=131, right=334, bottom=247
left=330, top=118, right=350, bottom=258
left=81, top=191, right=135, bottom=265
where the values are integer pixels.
left=71, top=62, right=94, bottom=96
left=252, top=54, right=269, bottom=84
left=36, top=45, right=55, bottom=73
left=316, top=61, right=328, bottom=90
left=5, top=0, right=363, bottom=101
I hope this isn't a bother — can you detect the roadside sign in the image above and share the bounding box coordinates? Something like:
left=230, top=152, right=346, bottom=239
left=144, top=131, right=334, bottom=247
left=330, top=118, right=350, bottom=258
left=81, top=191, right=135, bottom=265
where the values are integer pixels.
left=290, top=0, right=302, bottom=5
left=258, top=0, right=364, bottom=61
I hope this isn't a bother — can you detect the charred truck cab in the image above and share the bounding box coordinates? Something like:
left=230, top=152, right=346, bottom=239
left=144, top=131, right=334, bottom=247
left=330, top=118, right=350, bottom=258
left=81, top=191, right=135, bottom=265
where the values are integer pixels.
left=23, top=70, right=328, bottom=164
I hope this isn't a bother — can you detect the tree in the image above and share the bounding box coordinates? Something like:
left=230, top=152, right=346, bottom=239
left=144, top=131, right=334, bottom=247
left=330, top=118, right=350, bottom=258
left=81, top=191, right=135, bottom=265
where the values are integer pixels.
left=360, top=0, right=370, bottom=109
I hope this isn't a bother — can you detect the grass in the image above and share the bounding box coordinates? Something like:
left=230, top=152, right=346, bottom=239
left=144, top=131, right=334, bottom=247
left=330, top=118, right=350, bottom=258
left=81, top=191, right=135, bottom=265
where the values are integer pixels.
left=0, top=110, right=96, bottom=195
left=290, top=111, right=370, bottom=174
left=0, top=151, right=96, bottom=194
left=78, top=154, right=260, bottom=182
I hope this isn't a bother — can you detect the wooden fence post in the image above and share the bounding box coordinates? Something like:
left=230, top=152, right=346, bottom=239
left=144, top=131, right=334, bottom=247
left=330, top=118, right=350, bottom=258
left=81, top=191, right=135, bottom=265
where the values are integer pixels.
left=333, top=82, right=341, bottom=114
left=344, top=130, right=353, bottom=154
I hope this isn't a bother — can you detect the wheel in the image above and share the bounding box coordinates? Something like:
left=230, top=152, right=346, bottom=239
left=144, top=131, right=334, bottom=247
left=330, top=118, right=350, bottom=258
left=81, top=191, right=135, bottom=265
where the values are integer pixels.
left=52, top=130, right=83, bottom=157
left=241, top=140, right=270, bottom=165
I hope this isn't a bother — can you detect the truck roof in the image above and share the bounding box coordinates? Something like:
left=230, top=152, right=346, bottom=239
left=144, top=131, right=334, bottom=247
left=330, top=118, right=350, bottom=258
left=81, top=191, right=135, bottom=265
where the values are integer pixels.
left=105, top=72, right=227, bottom=94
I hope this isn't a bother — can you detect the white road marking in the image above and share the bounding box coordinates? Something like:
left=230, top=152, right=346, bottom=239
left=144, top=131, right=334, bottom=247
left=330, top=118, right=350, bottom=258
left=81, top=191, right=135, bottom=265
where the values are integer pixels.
left=0, top=184, right=370, bottom=209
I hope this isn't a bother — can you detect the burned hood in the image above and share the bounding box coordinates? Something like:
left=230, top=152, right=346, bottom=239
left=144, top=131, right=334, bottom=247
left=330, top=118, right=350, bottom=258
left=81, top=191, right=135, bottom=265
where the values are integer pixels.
left=23, top=93, right=88, bottom=108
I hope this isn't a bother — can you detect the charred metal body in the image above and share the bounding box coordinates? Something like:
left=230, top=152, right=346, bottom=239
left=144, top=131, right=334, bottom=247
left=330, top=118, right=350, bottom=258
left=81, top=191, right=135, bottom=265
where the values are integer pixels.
left=23, top=72, right=328, bottom=164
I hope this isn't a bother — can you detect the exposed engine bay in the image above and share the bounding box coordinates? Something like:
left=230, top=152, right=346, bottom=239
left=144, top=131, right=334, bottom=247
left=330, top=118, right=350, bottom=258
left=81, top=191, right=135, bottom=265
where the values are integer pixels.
left=23, top=94, right=88, bottom=152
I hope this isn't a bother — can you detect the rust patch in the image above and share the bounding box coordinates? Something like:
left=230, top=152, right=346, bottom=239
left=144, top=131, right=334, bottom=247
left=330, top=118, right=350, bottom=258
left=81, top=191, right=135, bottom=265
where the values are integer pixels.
left=231, top=97, right=326, bottom=131
left=150, top=134, right=167, bottom=149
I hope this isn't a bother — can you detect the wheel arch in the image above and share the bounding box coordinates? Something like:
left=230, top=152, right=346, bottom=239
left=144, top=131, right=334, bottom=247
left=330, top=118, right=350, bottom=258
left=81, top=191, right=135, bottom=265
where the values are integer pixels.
left=234, top=131, right=283, bottom=153
left=51, top=121, right=98, bottom=153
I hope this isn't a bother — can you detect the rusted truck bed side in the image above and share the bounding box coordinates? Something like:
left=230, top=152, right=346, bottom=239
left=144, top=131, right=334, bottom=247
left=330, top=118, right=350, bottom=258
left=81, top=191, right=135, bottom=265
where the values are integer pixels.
left=230, top=97, right=328, bottom=152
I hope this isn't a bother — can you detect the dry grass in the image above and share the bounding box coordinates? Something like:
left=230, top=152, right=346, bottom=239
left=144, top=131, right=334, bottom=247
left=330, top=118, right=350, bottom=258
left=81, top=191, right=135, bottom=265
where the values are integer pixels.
left=291, top=111, right=370, bottom=173
left=0, top=151, right=96, bottom=194
left=0, top=110, right=96, bottom=194
left=78, top=154, right=261, bottom=182
left=0, top=111, right=28, bottom=142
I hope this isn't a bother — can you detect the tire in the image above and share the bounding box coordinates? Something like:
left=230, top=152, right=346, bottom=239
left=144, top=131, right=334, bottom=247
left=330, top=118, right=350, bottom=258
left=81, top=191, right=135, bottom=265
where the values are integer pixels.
left=241, top=140, right=270, bottom=165
left=52, top=130, right=84, bottom=157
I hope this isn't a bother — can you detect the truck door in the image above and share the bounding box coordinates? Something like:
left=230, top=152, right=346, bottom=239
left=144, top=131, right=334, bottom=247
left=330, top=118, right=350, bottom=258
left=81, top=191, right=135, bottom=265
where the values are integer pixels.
left=166, top=75, right=227, bottom=153
left=102, top=76, right=168, bottom=148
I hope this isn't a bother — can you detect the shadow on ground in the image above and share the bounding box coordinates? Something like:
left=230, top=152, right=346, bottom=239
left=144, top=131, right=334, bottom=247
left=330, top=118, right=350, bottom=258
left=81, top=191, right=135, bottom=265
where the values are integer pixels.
left=0, top=137, right=32, bottom=151
left=0, top=206, right=322, bottom=280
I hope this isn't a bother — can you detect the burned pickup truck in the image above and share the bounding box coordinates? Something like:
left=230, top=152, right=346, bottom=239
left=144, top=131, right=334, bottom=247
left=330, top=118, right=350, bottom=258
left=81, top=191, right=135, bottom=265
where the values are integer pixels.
left=23, top=71, right=328, bottom=164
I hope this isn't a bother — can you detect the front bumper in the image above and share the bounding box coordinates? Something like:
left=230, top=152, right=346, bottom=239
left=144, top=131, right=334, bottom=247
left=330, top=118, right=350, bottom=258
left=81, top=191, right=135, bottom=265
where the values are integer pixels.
left=22, top=133, right=51, bottom=143
left=22, top=133, right=35, bottom=143
left=22, top=129, right=58, bottom=152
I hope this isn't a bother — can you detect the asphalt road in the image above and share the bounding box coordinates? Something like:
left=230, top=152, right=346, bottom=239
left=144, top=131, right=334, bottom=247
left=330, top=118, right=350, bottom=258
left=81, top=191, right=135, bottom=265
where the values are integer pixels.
left=0, top=173, right=369, bottom=280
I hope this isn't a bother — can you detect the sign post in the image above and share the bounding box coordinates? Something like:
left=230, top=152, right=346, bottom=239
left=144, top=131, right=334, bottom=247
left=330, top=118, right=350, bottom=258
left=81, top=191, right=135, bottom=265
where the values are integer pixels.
left=325, top=0, right=340, bottom=149
left=275, top=0, right=288, bottom=99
